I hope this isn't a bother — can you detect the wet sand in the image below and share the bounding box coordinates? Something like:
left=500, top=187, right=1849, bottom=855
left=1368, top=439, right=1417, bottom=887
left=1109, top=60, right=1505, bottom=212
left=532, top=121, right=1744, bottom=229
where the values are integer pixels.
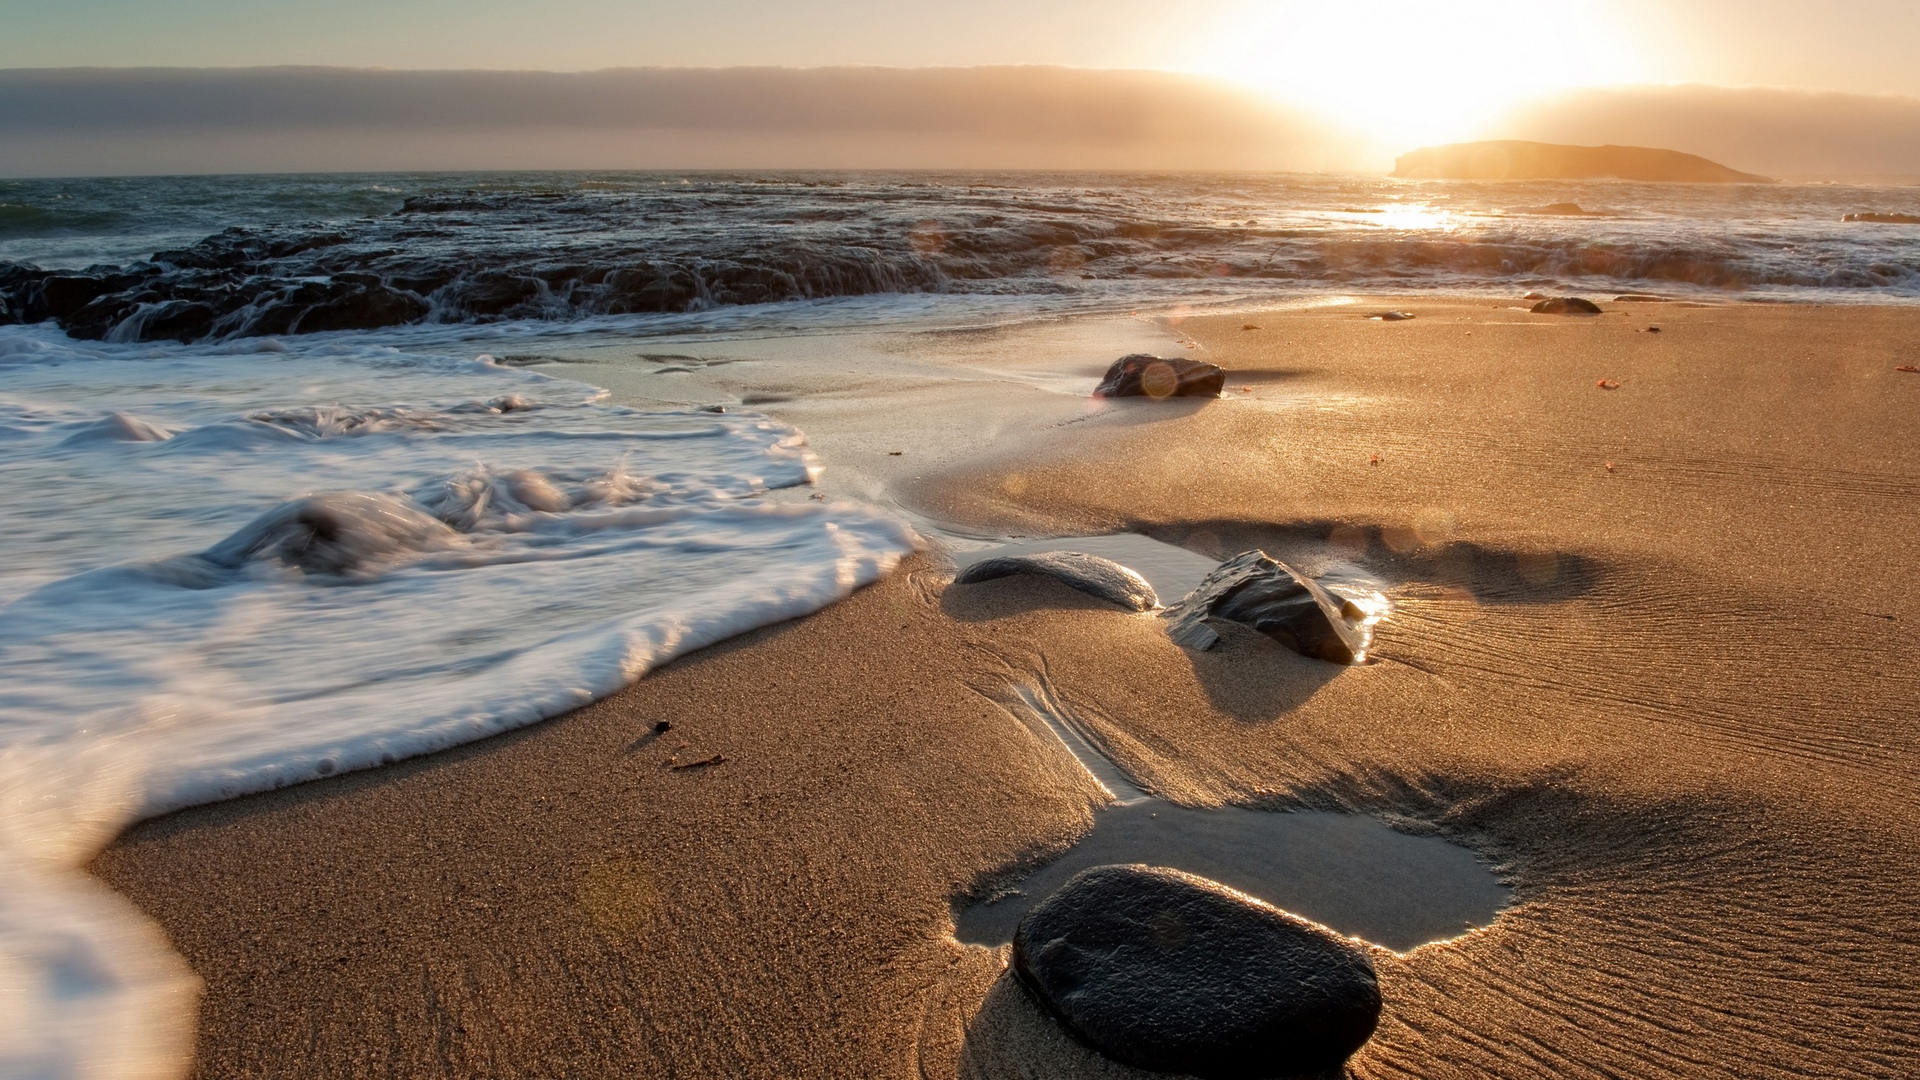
left=93, top=299, right=1920, bottom=1077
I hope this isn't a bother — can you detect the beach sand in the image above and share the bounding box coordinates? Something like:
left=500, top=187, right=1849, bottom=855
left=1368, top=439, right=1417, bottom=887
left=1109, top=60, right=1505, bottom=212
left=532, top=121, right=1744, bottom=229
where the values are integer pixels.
left=92, top=299, right=1920, bottom=1077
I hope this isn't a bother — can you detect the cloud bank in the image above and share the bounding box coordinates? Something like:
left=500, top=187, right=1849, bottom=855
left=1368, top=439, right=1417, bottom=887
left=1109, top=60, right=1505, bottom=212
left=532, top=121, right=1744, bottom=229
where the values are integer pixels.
left=0, top=65, right=1364, bottom=177
left=1498, top=84, right=1920, bottom=181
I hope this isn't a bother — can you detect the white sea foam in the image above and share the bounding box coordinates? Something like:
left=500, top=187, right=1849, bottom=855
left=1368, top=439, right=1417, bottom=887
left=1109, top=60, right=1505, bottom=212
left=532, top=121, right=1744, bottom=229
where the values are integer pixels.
left=0, top=324, right=919, bottom=1079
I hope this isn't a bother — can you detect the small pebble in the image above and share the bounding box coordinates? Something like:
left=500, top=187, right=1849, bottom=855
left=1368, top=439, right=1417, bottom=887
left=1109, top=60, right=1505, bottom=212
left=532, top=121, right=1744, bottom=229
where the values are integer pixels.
left=653, top=721, right=671, bottom=734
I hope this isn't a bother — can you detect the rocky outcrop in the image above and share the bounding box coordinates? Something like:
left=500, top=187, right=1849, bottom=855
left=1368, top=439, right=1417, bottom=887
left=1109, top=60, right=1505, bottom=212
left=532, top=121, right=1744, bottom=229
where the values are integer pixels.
left=1012, top=864, right=1382, bottom=1079
left=1093, top=355, right=1225, bottom=399
left=954, top=551, right=1159, bottom=611
left=1393, top=141, right=1770, bottom=183
left=1163, top=550, right=1368, bottom=663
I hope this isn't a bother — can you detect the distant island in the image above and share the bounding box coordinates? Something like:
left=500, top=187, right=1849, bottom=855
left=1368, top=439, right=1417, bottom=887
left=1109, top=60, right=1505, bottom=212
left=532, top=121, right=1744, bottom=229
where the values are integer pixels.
left=1392, top=140, right=1771, bottom=183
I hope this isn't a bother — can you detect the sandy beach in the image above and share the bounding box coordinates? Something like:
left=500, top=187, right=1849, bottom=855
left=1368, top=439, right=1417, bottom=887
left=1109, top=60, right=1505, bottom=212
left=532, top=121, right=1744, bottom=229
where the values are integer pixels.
left=91, top=299, right=1920, bottom=1078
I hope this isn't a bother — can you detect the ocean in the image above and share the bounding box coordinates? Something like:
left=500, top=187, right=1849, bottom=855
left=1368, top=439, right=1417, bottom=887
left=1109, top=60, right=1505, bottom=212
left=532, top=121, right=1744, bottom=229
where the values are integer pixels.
left=2, top=169, right=1919, bottom=1077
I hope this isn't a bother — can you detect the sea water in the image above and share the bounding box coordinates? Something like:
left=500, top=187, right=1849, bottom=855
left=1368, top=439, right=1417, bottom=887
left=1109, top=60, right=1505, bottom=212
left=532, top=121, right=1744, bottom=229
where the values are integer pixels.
left=0, top=323, right=917, bottom=1078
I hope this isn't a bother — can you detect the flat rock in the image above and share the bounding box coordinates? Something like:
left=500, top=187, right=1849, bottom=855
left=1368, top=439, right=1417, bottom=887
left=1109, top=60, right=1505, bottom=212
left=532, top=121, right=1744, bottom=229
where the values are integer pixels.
left=1530, top=296, right=1603, bottom=315
left=1012, top=865, right=1382, bottom=1080
left=1367, top=310, right=1415, bottom=321
left=1842, top=212, right=1920, bottom=224
left=954, top=551, right=1158, bottom=611
left=1094, top=354, right=1225, bottom=399
left=1162, top=550, right=1368, bottom=663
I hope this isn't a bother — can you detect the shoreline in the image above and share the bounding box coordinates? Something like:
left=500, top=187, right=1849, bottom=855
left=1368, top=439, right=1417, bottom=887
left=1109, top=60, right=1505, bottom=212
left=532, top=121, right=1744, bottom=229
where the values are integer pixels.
left=91, top=296, right=1920, bottom=1077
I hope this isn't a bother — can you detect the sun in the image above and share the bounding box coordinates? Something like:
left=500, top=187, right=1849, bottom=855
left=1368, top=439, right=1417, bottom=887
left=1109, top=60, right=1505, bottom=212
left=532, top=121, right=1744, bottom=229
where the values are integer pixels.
left=1180, top=0, right=1646, bottom=151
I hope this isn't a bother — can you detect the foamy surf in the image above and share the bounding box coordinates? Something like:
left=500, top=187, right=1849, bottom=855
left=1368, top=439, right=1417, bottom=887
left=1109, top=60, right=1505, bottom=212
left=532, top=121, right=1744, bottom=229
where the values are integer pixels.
left=0, top=324, right=919, bottom=1079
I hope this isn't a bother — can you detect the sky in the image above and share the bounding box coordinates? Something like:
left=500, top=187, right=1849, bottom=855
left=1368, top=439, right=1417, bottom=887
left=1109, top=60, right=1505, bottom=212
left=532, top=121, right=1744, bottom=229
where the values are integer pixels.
left=1, top=0, right=1916, bottom=176
left=2, top=1, right=1916, bottom=101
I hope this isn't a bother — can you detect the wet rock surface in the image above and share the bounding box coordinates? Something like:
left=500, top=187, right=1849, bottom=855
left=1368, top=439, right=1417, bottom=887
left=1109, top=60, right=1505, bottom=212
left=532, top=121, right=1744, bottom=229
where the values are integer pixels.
left=1094, top=354, right=1226, bottom=399
left=1530, top=296, right=1604, bottom=314
left=1012, top=864, right=1383, bottom=1080
left=953, top=551, right=1158, bottom=611
left=1163, top=550, right=1369, bottom=663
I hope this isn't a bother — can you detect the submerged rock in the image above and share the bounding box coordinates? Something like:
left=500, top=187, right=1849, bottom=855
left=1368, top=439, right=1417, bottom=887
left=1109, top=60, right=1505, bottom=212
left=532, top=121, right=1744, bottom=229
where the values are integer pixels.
left=1163, top=550, right=1368, bottom=663
left=1012, top=865, right=1382, bottom=1080
left=955, top=551, right=1158, bottom=611
left=1093, top=354, right=1225, bottom=399
left=1530, top=296, right=1603, bottom=315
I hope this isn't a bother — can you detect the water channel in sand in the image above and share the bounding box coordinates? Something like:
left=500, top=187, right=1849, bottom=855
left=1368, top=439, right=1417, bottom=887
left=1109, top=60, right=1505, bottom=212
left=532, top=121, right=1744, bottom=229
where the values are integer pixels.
left=947, top=534, right=1511, bottom=954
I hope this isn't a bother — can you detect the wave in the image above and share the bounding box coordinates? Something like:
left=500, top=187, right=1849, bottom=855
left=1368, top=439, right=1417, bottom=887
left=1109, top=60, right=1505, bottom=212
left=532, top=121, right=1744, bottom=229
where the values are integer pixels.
left=0, top=324, right=917, bottom=1078
left=2, top=173, right=1918, bottom=343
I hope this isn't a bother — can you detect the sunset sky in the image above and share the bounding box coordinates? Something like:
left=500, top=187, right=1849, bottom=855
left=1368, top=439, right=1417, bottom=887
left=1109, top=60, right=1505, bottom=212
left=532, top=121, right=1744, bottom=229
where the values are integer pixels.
left=2, top=0, right=1917, bottom=176
left=4, top=0, right=1917, bottom=117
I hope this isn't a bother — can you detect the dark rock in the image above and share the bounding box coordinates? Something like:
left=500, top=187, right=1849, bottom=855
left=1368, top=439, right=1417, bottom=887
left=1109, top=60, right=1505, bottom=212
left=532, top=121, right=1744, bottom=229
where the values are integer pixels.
left=653, top=721, right=671, bottom=734
left=954, top=551, right=1158, bottom=612
left=1012, top=865, right=1381, bottom=1080
left=139, top=300, right=222, bottom=343
left=446, top=271, right=543, bottom=317
left=38, top=275, right=117, bottom=321
left=1530, top=296, right=1603, bottom=315
left=1094, top=354, right=1225, bottom=399
left=63, top=294, right=145, bottom=340
left=292, top=284, right=429, bottom=333
left=1163, top=550, right=1368, bottom=663
left=603, top=265, right=701, bottom=313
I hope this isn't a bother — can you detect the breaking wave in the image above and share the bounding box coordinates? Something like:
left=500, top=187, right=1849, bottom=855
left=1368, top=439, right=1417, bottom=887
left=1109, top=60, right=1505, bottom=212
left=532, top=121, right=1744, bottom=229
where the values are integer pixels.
left=0, top=323, right=918, bottom=1078
left=2, top=171, right=1918, bottom=343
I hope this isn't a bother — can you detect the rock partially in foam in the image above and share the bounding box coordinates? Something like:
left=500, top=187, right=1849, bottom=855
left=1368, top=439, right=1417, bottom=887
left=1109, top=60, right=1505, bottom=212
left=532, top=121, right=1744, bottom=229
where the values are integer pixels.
left=1012, top=865, right=1382, bottom=1080
left=1163, top=550, right=1369, bottom=663
left=1531, top=296, right=1603, bottom=315
left=202, top=492, right=460, bottom=577
left=1093, top=355, right=1224, bottom=399
left=954, top=551, right=1158, bottom=612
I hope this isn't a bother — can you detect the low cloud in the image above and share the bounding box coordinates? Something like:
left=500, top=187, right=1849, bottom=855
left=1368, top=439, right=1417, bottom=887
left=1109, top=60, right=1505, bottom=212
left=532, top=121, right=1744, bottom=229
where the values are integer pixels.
left=0, top=65, right=1366, bottom=177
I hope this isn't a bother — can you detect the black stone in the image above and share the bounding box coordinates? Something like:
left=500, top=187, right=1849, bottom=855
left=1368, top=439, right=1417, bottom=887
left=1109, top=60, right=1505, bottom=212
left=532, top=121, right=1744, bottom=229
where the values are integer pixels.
left=954, top=551, right=1159, bottom=611
left=1093, top=354, right=1225, bottom=399
left=1163, top=550, right=1367, bottom=663
left=138, top=300, right=222, bottom=344
left=1012, top=865, right=1382, bottom=1080
left=292, top=284, right=430, bottom=333
left=1529, top=296, right=1603, bottom=314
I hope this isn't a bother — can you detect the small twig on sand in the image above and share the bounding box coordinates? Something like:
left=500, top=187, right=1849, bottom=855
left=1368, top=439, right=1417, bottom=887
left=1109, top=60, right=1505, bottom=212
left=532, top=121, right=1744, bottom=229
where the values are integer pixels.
left=667, top=754, right=727, bottom=770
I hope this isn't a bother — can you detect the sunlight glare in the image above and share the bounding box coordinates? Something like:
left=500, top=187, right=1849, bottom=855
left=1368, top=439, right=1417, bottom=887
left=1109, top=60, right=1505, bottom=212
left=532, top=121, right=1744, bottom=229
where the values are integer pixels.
left=1183, top=0, right=1645, bottom=151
